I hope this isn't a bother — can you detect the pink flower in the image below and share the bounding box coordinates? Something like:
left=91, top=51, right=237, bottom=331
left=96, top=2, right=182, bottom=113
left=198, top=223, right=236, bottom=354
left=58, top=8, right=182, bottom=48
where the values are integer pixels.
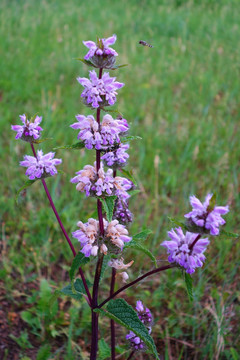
left=161, top=227, right=210, bottom=274
left=20, top=150, right=62, bottom=180
left=83, top=35, right=118, bottom=60
left=77, top=71, right=124, bottom=108
left=11, top=114, right=43, bottom=141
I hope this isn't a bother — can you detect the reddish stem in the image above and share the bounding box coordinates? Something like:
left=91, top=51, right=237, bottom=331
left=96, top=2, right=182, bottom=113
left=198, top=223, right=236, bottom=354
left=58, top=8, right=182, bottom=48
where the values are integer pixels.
left=90, top=67, right=104, bottom=360
left=189, top=234, right=201, bottom=251
left=30, top=144, right=92, bottom=305
left=98, top=264, right=175, bottom=309
left=110, top=268, right=116, bottom=359
left=127, top=350, right=135, bottom=360
left=110, top=169, right=117, bottom=359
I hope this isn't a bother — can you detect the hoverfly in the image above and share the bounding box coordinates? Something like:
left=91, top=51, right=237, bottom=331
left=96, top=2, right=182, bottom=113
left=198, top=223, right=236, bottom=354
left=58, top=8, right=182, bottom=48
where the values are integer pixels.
left=139, top=40, right=153, bottom=48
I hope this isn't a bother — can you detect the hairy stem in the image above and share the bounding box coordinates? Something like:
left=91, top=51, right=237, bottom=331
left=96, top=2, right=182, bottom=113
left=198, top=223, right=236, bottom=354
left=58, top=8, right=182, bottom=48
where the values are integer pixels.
left=98, top=264, right=175, bottom=309
left=110, top=168, right=117, bottom=359
left=90, top=253, right=104, bottom=360
left=30, top=144, right=92, bottom=305
left=110, top=268, right=116, bottom=359
left=90, top=67, right=105, bottom=360
left=127, top=350, right=135, bottom=360
left=189, top=234, right=201, bottom=251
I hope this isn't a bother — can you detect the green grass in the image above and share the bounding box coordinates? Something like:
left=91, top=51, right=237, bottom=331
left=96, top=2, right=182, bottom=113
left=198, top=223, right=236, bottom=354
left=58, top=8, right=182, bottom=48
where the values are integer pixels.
left=1, top=0, right=240, bottom=359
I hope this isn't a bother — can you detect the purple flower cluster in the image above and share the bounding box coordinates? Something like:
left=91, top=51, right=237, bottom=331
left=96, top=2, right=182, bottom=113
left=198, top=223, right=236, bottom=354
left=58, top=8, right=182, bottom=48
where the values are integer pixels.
left=20, top=150, right=62, bottom=180
left=185, top=194, right=229, bottom=235
left=70, top=114, right=129, bottom=150
left=72, top=218, right=131, bottom=257
left=11, top=114, right=43, bottom=141
left=71, top=163, right=133, bottom=199
left=77, top=70, right=124, bottom=108
left=83, top=34, right=118, bottom=60
left=126, top=300, right=153, bottom=351
left=113, top=198, right=133, bottom=225
left=101, top=143, right=129, bottom=168
left=161, top=227, right=210, bottom=274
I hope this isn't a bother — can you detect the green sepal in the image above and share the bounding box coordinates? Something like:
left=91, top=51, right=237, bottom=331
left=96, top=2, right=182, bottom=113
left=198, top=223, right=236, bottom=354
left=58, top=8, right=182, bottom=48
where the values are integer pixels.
left=168, top=217, right=188, bottom=231
left=95, top=298, right=159, bottom=359
left=76, top=57, right=98, bottom=68
left=111, top=64, right=128, bottom=70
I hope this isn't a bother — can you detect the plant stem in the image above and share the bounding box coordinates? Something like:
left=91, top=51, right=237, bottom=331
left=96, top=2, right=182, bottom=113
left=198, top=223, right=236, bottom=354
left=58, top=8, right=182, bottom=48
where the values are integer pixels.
left=110, top=169, right=117, bottom=359
left=127, top=350, right=135, bottom=360
left=98, top=264, right=175, bottom=309
left=110, top=268, right=116, bottom=360
left=96, top=68, right=104, bottom=235
left=30, top=143, right=92, bottom=305
left=90, top=67, right=105, bottom=360
left=189, top=234, right=201, bottom=251
left=90, top=253, right=104, bottom=360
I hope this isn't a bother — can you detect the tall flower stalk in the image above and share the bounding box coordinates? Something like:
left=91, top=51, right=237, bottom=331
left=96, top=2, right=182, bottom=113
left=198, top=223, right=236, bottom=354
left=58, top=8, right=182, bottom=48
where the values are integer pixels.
left=12, top=34, right=232, bottom=360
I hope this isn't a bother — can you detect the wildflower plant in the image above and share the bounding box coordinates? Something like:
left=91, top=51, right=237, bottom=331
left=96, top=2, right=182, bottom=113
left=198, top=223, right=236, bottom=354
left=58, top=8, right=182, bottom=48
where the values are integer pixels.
left=12, top=35, right=236, bottom=359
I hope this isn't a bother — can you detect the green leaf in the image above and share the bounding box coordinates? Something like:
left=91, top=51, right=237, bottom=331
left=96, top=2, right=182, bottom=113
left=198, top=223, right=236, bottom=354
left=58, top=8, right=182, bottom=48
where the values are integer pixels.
left=207, top=193, right=216, bottom=212
left=100, top=107, right=122, bottom=116
left=74, top=278, right=92, bottom=293
left=99, top=196, right=117, bottom=222
left=33, top=138, right=53, bottom=144
left=168, top=217, right=188, bottom=231
left=132, top=229, right=152, bottom=241
left=128, top=189, right=140, bottom=197
left=49, top=290, right=61, bottom=310
left=95, top=299, right=159, bottom=359
left=60, top=284, right=83, bottom=301
left=16, top=180, right=36, bottom=203
left=121, top=135, right=142, bottom=143
left=69, top=253, right=90, bottom=282
left=49, top=279, right=92, bottom=311
left=220, top=229, right=239, bottom=238
left=184, top=273, right=193, bottom=302
left=98, top=339, right=111, bottom=360
left=111, top=64, right=128, bottom=70
left=120, top=169, right=137, bottom=185
left=36, top=344, right=51, bottom=360
left=76, top=57, right=98, bottom=68
left=230, top=347, right=239, bottom=360
left=53, top=141, right=85, bottom=150
left=125, top=240, right=157, bottom=267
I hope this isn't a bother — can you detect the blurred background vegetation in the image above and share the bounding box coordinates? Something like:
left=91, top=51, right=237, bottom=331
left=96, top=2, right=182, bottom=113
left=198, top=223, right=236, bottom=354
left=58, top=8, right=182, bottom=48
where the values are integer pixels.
left=0, top=0, right=239, bottom=359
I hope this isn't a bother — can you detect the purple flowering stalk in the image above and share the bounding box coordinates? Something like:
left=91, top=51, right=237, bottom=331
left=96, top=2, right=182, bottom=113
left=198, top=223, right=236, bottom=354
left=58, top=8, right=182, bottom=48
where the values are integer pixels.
left=12, top=119, right=92, bottom=304
left=12, top=33, right=233, bottom=360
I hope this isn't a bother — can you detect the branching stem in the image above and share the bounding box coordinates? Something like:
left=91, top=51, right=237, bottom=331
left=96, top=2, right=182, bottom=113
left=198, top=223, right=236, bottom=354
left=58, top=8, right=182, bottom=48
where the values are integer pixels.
left=30, top=143, right=92, bottom=305
left=98, top=264, right=175, bottom=309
